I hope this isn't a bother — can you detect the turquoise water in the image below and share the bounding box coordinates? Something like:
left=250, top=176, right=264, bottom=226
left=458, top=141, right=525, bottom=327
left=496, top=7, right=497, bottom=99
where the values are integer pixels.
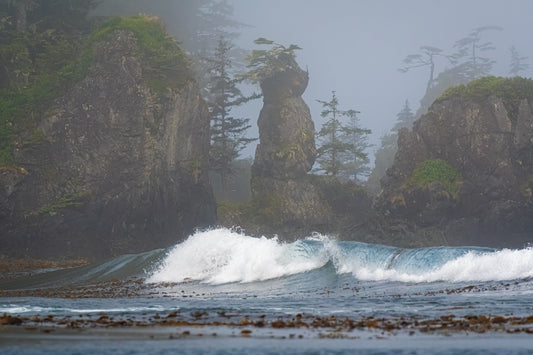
left=1, top=228, right=533, bottom=354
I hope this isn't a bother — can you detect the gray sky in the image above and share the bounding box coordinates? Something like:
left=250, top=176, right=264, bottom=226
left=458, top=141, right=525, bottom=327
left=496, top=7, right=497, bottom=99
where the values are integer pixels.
left=228, top=0, right=533, bottom=160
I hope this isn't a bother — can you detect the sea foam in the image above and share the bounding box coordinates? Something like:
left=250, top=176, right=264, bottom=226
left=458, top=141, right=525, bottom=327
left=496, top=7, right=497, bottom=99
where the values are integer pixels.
left=147, top=228, right=328, bottom=284
left=148, top=228, right=533, bottom=284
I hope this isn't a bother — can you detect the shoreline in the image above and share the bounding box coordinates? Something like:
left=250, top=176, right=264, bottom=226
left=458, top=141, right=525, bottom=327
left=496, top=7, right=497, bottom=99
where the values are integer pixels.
left=2, top=325, right=533, bottom=355
left=2, top=308, right=533, bottom=338
left=0, top=258, right=89, bottom=279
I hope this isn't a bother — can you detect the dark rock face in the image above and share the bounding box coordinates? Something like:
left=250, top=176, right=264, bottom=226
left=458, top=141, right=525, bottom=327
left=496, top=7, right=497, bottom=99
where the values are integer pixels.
left=251, top=57, right=329, bottom=235
left=0, top=30, right=215, bottom=259
left=253, top=62, right=316, bottom=180
left=377, top=81, right=533, bottom=247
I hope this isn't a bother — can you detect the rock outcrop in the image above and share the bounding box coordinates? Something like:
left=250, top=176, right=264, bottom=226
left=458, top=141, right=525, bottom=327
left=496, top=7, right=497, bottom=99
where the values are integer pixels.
left=251, top=54, right=330, bottom=236
left=248, top=54, right=373, bottom=238
left=0, top=23, right=215, bottom=259
left=376, top=77, right=533, bottom=247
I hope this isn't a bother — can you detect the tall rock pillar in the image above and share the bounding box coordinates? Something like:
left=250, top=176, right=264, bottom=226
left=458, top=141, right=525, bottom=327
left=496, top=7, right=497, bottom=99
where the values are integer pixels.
left=251, top=55, right=328, bottom=235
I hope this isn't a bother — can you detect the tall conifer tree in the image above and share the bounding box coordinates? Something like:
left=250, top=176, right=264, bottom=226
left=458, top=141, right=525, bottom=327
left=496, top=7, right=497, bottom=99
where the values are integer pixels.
left=509, top=46, right=529, bottom=76
left=207, top=38, right=257, bottom=193
left=315, top=91, right=371, bottom=180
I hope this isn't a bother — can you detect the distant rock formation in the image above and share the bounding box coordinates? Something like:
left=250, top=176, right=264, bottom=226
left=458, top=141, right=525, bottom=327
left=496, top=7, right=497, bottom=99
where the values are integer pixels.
left=376, top=77, right=533, bottom=247
left=251, top=54, right=330, bottom=236
left=0, top=25, right=215, bottom=259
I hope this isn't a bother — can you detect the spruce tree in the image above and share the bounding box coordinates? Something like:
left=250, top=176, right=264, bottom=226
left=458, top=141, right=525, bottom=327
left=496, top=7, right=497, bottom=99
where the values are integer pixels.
left=393, top=100, right=416, bottom=131
left=338, top=109, right=372, bottom=182
left=452, top=26, right=502, bottom=81
left=315, top=91, right=371, bottom=180
left=366, top=100, right=415, bottom=194
left=206, top=38, right=257, bottom=194
left=509, top=46, right=529, bottom=76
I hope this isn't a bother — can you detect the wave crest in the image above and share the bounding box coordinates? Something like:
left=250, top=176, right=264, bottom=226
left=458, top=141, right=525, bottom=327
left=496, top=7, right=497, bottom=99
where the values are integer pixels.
left=147, top=228, right=533, bottom=284
left=147, top=228, right=329, bottom=284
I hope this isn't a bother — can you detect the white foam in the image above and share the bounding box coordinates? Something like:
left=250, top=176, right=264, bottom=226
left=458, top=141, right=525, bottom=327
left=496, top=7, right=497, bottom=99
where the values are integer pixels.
left=343, top=247, right=533, bottom=283
left=147, top=228, right=533, bottom=284
left=147, top=228, right=328, bottom=284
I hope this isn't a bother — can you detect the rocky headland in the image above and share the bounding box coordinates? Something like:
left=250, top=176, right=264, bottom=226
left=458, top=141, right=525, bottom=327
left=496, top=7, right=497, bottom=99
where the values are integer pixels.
left=0, top=16, right=216, bottom=260
left=374, top=77, right=533, bottom=248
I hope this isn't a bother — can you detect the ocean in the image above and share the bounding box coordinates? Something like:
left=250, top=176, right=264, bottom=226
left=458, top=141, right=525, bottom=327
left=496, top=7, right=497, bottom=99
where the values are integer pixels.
left=1, top=228, right=533, bottom=354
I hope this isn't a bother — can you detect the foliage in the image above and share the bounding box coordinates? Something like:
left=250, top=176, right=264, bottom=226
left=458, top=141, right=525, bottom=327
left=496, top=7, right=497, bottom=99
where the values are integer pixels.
left=36, top=192, right=89, bottom=215
left=88, top=15, right=194, bottom=93
left=93, top=0, right=245, bottom=94
left=217, top=193, right=287, bottom=228
left=94, top=1, right=243, bottom=65
left=393, top=100, right=416, bottom=131
left=367, top=99, right=415, bottom=194
left=338, top=110, right=372, bottom=182
left=206, top=38, right=258, bottom=192
left=21, top=128, right=49, bottom=148
left=0, top=0, right=97, bottom=33
left=241, top=38, right=302, bottom=83
left=399, top=45, right=452, bottom=93
left=415, top=65, right=473, bottom=116
left=402, top=26, right=501, bottom=118
left=310, top=174, right=369, bottom=214
left=210, top=158, right=252, bottom=202
left=315, top=91, right=371, bottom=180
left=367, top=100, right=415, bottom=195
left=509, top=46, right=529, bottom=76
left=438, top=76, right=533, bottom=120
left=366, top=133, right=397, bottom=195
left=451, top=26, right=502, bottom=82
left=0, top=1, right=97, bottom=167
left=0, top=12, right=194, bottom=167
left=406, top=159, right=462, bottom=197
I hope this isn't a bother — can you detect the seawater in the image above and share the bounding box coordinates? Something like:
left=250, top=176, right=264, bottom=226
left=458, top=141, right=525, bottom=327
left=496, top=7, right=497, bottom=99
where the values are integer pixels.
left=1, top=228, right=533, bottom=354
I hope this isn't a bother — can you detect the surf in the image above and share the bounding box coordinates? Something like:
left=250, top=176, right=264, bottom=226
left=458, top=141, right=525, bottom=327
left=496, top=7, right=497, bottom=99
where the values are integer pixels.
left=148, top=228, right=533, bottom=284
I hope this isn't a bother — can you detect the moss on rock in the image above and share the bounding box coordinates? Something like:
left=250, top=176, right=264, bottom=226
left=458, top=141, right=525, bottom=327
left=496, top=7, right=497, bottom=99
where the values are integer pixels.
left=0, top=15, right=193, bottom=167
left=406, top=159, right=462, bottom=198
left=88, top=15, right=194, bottom=93
left=437, top=76, right=533, bottom=120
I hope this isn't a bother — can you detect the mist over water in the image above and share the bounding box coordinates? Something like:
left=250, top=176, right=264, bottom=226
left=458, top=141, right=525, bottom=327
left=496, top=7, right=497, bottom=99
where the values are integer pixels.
left=229, top=0, right=533, bottom=156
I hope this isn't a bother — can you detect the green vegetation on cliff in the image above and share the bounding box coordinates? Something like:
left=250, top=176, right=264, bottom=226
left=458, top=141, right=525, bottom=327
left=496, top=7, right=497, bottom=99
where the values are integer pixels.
left=36, top=192, right=90, bottom=216
left=0, top=30, right=87, bottom=166
left=217, top=194, right=287, bottom=228
left=242, top=38, right=302, bottom=83
left=0, top=14, right=193, bottom=167
left=88, top=15, right=194, bottom=93
left=438, top=76, right=533, bottom=120
left=406, top=159, right=462, bottom=197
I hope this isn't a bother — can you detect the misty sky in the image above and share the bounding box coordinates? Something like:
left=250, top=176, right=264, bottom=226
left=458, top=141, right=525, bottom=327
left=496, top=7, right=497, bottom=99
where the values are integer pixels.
left=228, top=0, right=533, bottom=160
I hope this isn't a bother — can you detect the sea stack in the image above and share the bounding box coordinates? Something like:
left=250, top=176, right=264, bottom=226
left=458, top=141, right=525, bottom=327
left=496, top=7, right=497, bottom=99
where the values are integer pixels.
left=251, top=53, right=329, bottom=236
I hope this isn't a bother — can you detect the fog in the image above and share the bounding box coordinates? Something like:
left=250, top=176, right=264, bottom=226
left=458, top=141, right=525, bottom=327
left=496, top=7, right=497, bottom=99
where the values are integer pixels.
left=228, top=0, right=533, bottom=159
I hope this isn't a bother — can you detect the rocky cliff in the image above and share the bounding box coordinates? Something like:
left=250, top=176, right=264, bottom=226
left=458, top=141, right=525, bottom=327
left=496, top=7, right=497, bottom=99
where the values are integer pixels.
left=0, top=17, right=216, bottom=260
left=376, top=77, right=533, bottom=247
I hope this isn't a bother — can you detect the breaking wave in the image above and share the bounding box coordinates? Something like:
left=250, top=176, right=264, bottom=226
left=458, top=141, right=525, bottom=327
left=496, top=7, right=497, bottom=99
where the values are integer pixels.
left=148, top=228, right=533, bottom=284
